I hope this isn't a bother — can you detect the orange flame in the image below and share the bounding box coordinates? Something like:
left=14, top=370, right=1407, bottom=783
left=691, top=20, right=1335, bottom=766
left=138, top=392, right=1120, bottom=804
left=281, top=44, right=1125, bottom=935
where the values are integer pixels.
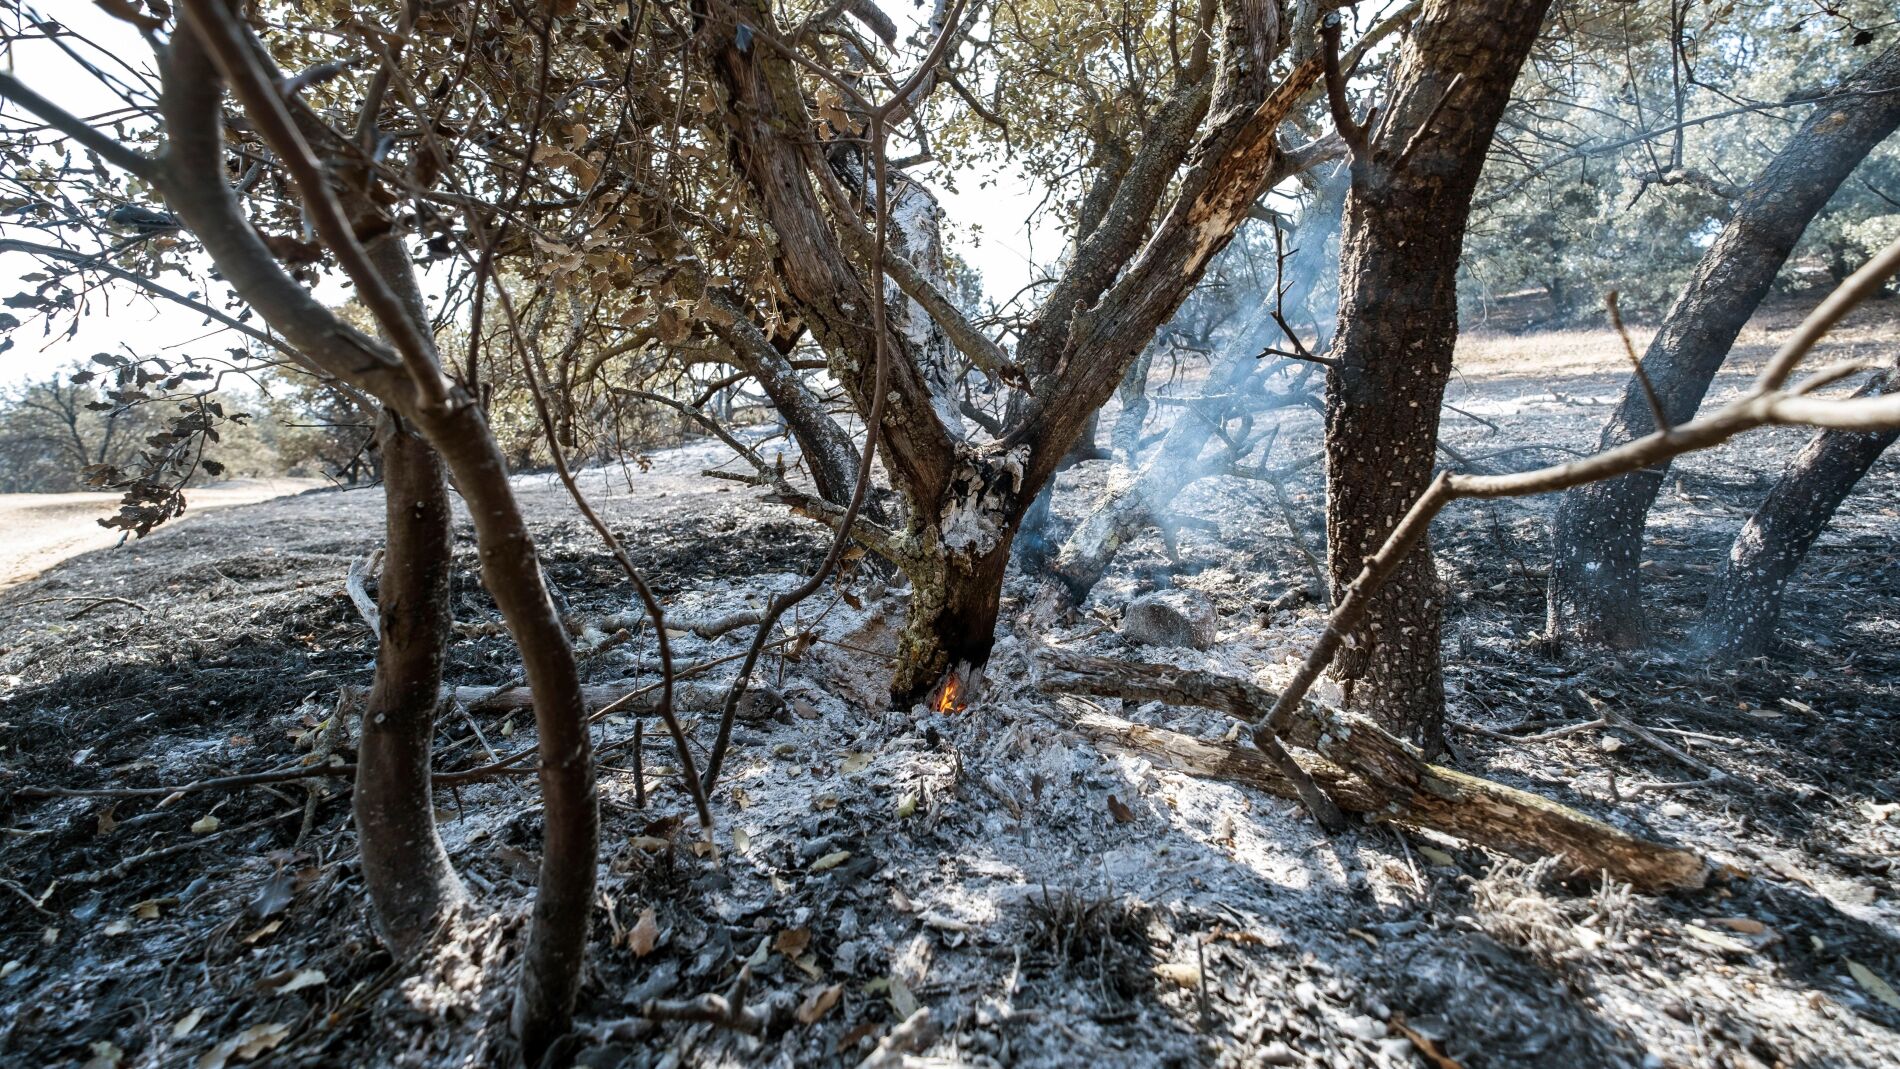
left=931, top=674, right=965, bottom=714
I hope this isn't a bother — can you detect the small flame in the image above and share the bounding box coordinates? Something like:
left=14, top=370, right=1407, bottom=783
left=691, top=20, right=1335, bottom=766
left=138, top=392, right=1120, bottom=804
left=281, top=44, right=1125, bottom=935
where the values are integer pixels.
left=931, top=674, right=965, bottom=714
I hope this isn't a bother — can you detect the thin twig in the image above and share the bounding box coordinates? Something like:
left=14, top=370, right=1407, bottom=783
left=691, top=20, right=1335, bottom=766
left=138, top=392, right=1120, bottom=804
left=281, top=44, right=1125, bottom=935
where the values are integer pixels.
left=1607, top=291, right=1670, bottom=434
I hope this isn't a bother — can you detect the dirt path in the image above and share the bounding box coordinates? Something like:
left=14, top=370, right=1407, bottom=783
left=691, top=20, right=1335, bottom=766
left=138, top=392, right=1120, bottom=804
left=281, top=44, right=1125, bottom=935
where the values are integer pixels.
left=0, top=479, right=321, bottom=589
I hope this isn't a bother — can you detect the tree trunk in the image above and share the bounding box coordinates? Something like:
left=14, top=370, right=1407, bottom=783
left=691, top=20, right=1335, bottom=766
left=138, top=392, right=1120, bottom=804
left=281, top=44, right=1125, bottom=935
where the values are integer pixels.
left=354, top=410, right=464, bottom=952
left=154, top=26, right=597, bottom=1061
left=1325, top=0, right=1552, bottom=749
left=1694, top=371, right=1897, bottom=657
left=1547, top=42, right=1900, bottom=646
left=704, top=0, right=1328, bottom=709
left=890, top=452, right=1026, bottom=706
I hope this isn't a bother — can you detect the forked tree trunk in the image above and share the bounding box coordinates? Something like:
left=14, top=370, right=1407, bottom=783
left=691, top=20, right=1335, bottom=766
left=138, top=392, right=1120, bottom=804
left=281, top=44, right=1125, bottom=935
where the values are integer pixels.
left=1324, top=0, right=1552, bottom=749
left=1694, top=369, right=1897, bottom=657
left=705, top=0, right=1330, bottom=708
left=156, top=23, right=596, bottom=1062
left=1547, top=42, right=1900, bottom=646
left=354, top=410, right=464, bottom=951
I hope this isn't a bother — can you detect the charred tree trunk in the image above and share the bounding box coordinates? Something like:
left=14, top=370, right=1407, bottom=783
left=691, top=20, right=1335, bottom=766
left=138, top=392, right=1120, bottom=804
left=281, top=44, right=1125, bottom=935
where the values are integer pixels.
left=1323, top=0, right=1551, bottom=749
left=1547, top=42, right=1900, bottom=646
left=705, top=0, right=1331, bottom=708
left=890, top=451, right=1027, bottom=705
left=1694, top=370, right=1898, bottom=657
left=354, top=410, right=464, bottom=951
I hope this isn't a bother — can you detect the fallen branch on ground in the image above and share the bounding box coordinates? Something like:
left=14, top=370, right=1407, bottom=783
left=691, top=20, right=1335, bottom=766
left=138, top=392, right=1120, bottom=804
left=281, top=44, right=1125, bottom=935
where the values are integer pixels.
left=1032, top=646, right=1707, bottom=892
left=1246, top=235, right=1900, bottom=810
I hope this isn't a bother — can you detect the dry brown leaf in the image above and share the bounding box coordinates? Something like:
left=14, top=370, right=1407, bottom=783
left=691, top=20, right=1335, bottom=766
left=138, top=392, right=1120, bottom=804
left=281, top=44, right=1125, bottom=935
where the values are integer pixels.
left=197, top=1021, right=289, bottom=1069
left=1391, top=1016, right=1464, bottom=1069
left=1685, top=925, right=1753, bottom=955
left=795, top=983, right=842, bottom=1025
left=172, top=1008, right=205, bottom=1039
left=1106, top=794, right=1135, bottom=824
left=1154, top=962, right=1201, bottom=988
left=241, top=920, right=283, bottom=946
left=628, top=908, right=660, bottom=958
left=773, top=927, right=811, bottom=958
left=1710, top=917, right=1767, bottom=934
left=274, top=969, right=326, bottom=994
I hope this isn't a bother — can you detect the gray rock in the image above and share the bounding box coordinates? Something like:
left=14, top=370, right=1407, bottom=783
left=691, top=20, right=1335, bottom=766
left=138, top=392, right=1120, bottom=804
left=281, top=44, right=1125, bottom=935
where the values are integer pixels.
left=1121, top=589, right=1218, bottom=648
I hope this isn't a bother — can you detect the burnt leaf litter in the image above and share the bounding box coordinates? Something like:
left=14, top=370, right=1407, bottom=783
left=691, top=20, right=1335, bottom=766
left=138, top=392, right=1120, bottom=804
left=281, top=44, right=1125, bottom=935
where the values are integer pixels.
left=3, top=338, right=1900, bottom=1069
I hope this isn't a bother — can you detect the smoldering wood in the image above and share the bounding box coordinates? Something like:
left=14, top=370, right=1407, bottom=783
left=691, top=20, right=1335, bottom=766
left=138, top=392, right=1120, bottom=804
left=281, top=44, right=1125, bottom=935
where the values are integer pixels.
left=1031, top=646, right=1707, bottom=892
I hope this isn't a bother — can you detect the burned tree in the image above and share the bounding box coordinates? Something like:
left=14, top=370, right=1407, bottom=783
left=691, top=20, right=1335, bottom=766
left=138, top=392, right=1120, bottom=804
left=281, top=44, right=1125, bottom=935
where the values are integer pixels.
left=1694, top=361, right=1899, bottom=657
left=1547, top=41, right=1900, bottom=646
left=1317, top=0, right=1553, bottom=746
left=692, top=0, right=1405, bottom=705
left=0, top=6, right=611, bottom=1060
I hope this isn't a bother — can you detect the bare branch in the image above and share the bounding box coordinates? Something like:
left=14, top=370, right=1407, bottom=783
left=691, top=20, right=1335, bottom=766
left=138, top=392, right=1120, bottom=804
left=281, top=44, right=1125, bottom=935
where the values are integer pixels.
left=0, top=71, right=158, bottom=179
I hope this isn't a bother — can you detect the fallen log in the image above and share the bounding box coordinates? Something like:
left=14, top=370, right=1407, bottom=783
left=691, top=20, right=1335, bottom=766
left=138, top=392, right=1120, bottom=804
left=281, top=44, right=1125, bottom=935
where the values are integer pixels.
left=1033, top=646, right=1708, bottom=892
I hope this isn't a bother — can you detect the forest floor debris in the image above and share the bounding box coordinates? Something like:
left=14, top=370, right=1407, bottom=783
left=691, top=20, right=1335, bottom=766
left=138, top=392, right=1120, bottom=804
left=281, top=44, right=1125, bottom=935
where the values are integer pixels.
left=3, top=305, right=1899, bottom=1067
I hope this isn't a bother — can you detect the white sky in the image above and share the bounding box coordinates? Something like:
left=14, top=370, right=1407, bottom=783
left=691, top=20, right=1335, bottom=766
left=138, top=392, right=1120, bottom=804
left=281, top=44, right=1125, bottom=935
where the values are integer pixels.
left=0, top=4, right=1063, bottom=391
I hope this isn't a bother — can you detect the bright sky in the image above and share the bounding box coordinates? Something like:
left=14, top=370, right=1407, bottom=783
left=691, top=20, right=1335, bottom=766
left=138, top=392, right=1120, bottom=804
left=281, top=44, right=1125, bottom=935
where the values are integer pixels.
left=0, top=5, right=1056, bottom=389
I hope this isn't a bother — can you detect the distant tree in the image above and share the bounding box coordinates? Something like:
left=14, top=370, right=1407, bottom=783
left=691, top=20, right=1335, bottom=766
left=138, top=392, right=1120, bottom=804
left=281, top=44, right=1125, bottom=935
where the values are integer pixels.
left=0, top=374, right=161, bottom=492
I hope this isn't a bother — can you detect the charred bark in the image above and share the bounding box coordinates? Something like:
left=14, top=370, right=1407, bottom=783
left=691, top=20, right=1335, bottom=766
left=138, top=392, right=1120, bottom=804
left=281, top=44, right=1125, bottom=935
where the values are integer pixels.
left=1694, top=369, right=1898, bottom=657
left=1548, top=42, right=1900, bottom=646
left=354, top=410, right=464, bottom=952
left=1324, top=0, right=1551, bottom=748
left=891, top=449, right=1027, bottom=705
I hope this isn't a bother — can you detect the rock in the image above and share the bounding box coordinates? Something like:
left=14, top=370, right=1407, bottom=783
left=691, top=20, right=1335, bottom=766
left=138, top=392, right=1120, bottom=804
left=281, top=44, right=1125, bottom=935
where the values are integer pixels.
left=1121, top=589, right=1217, bottom=649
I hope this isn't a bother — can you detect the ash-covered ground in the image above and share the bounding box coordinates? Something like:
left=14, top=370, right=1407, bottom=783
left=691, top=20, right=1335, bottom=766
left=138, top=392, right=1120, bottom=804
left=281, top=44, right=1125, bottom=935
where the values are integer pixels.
left=2, top=300, right=1898, bottom=1069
